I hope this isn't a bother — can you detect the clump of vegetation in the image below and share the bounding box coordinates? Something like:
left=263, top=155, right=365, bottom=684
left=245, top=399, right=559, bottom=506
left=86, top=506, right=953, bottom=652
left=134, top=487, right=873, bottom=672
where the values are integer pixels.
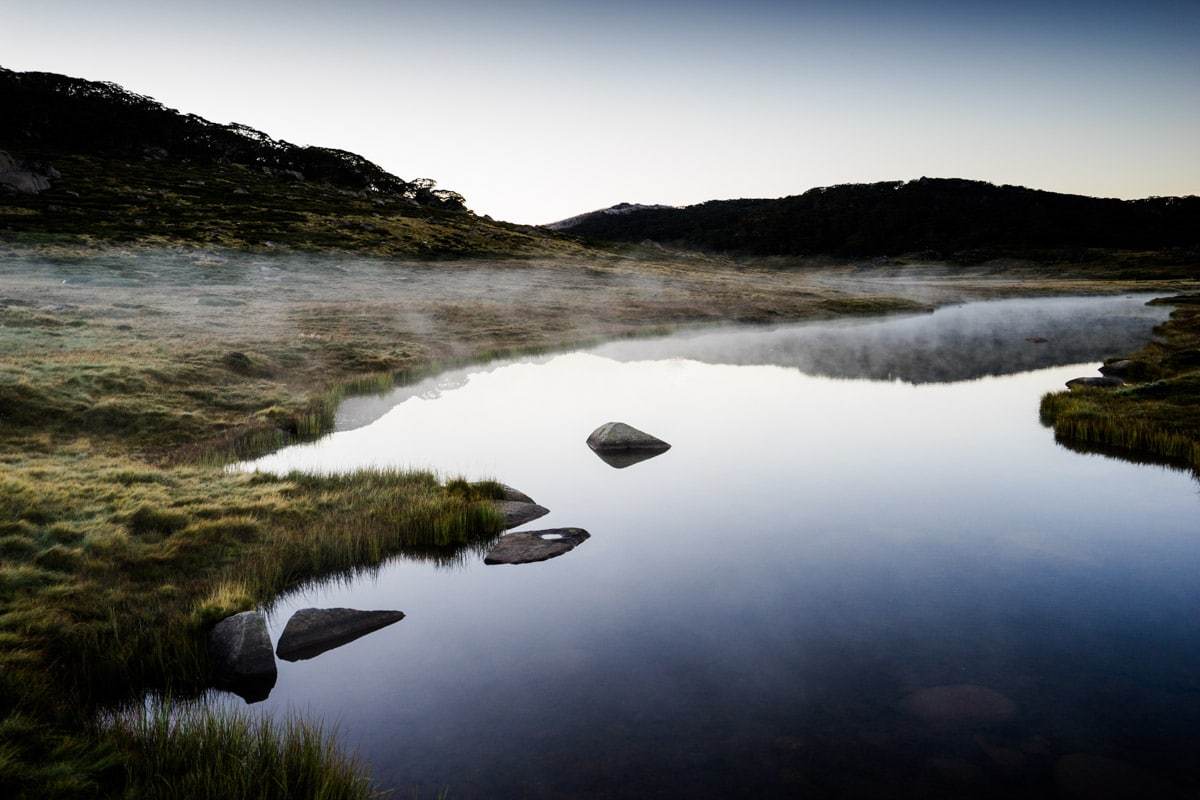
left=1040, top=296, right=1200, bottom=471
left=103, top=705, right=375, bottom=800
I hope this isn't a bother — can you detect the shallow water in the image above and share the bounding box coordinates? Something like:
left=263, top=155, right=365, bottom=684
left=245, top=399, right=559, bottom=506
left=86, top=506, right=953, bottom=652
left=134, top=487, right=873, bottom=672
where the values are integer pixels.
left=231, top=294, right=1199, bottom=798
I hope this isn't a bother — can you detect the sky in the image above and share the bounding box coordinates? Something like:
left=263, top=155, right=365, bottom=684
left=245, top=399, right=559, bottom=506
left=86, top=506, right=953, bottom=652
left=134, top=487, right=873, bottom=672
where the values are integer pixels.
left=2, top=0, right=1198, bottom=223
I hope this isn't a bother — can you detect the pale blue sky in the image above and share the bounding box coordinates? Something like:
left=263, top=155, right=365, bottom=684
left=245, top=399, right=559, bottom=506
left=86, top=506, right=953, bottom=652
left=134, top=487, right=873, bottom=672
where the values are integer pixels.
left=2, top=1, right=1197, bottom=223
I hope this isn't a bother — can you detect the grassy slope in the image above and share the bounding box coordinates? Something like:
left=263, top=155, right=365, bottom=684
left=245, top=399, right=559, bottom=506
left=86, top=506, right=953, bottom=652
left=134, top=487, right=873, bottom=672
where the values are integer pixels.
left=0, top=152, right=582, bottom=258
left=1040, top=295, right=1200, bottom=472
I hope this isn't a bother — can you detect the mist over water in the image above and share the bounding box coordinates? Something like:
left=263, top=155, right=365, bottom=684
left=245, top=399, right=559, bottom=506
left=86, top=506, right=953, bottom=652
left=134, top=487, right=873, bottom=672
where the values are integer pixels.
left=328, top=293, right=1169, bottom=434
left=231, top=294, right=1199, bottom=799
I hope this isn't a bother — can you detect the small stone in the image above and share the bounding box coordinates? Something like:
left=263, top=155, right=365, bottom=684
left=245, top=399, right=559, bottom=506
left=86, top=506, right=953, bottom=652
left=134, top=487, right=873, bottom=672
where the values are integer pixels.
left=484, top=528, right=590, bottom=565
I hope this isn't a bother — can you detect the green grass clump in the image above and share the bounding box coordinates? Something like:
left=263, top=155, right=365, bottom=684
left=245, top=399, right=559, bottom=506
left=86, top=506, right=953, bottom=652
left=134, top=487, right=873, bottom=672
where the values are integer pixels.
left=104, top=705, right=374, bottom=800
left=1040, top=300, right=1200, bottom=472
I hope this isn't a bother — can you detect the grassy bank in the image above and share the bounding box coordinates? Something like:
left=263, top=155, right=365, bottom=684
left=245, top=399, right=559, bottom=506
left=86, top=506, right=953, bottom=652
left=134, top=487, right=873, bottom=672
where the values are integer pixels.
left=1040, top=295, right=1200, bottom=472
left=103, top=705, right=374, bottom=800
left=1, top=245, right=1194, bottom=797
left=0, top=246, right=944, bottom=798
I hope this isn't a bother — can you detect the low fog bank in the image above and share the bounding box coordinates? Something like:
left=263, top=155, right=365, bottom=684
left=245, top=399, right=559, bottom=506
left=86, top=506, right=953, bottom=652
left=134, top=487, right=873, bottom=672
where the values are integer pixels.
left=588, top=294, right=1170, bottom=383
left=0, top=249, right=1173, bottom=404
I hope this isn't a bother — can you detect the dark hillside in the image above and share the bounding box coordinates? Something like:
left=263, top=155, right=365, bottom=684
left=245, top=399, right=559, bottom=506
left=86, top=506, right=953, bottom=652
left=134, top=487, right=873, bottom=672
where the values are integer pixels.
left=0, top=67, right=576, bottom=256
left=552, top=179, right=1200, bottom=264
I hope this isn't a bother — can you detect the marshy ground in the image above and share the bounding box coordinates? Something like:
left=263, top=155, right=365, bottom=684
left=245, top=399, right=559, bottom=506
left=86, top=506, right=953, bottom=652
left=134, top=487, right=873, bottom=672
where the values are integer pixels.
left=0, top=244, right=1195, bottom=797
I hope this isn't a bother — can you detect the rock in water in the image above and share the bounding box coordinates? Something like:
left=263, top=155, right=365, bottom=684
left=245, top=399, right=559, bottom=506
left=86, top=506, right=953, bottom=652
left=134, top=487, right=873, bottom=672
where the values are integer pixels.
left=586, top=422, right=670, bottom=453
left=497, top=484, right=535, bottom=504
left=485, top=528, right=590, bottom=565
left=1066, top=376, right=1125, bottom=389
left=276, top=608, right=405, bottom=662
left=900, top=684, right=1017, bottom=725
left=208, top=611, right=277, bottom=702
left=493, top=500, right=550, bottom=529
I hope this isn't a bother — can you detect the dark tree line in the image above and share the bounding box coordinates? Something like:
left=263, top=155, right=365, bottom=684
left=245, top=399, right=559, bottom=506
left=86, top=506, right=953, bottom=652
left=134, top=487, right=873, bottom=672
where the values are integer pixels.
left=0, top=67, right=465, bottom=210
left=558, top=179, right=1200, bottom=260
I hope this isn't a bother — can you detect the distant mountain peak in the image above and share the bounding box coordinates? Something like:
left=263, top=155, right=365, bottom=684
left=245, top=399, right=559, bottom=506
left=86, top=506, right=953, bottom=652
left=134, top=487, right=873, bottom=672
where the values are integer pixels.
left=544, top=202, right=676, bottom=230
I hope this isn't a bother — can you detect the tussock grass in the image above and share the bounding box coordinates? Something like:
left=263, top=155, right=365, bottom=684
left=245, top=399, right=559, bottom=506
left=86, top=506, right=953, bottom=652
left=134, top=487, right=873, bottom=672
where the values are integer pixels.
left=1040, top=301, right=1200, bottom=472
left=103, top=704, right=374, bottom=800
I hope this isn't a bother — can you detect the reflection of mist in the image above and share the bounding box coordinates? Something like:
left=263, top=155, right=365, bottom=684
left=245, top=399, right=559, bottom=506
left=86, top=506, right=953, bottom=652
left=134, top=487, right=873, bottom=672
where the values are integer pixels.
left=589, top=294, right=1169, bottom=383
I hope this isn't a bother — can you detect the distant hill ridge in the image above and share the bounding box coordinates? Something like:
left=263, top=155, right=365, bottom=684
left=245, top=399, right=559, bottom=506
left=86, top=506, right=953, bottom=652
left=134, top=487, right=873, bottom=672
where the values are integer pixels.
left=0, top=67, right=586, bottom=257
left=0, top=66, right=462, bottom=208
left=550, top=179, right=1200, bottom=261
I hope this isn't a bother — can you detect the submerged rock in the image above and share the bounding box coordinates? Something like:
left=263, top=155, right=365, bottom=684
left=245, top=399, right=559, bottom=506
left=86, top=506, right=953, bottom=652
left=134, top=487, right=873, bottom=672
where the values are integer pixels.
left=900, top=684, right=1016, bottom=725
left=493, top=500, right=549, bottom=529
left=208, top=611, right=277, bottom=702
left=586, top=422, right=670, bottom=453
left=276, top=608, right=405, bottom=662
left=484, top=528, right=590, bottom=565
left=1066, top=376, right=1125, bottom=389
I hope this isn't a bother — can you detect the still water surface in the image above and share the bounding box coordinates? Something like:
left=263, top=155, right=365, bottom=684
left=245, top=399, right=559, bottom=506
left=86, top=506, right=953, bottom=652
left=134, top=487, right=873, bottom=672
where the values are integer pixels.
left=232, top=295, right=1199, bottom=798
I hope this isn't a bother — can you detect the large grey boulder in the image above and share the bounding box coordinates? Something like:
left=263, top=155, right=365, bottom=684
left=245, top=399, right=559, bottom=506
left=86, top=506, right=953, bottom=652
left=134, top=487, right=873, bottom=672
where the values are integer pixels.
left=0, top=150, right=52, bottom=194
left=493, top=499, right=549, bottom=529
left=276, top=607, right=405, bottom=662
left=1066, top=376, right=1124, bottom=390
left=485, top=528, right=590, bottom=565
left=586, top=422, right=670, bottom=453
left=208, top=611, right=277, bottom=702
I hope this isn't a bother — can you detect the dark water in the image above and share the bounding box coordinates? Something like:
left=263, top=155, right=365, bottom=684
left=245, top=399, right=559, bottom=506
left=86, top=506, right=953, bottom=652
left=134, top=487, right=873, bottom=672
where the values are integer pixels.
left=232, top=294, right=1200, bottom=799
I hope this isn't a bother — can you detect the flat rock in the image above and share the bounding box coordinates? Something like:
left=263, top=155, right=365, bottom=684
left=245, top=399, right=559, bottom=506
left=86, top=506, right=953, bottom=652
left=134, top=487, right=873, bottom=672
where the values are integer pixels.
left=493, top=500, right=549, bottom=529
left=484, top=527, right=590, bottom=565
left=1066, top=376, right=1125, bottom=389
left=900, top=684, right=1016, bottom=725
left=586, top=421, right=670, bottom=453
left=208, top=611, right=277, bottom=702
left=276, top=607, right=405, bottom=662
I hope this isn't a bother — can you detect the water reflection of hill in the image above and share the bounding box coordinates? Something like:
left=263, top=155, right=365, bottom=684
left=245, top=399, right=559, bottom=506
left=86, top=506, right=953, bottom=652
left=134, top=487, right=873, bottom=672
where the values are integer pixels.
left=590, top=294, right=1168, bottom=384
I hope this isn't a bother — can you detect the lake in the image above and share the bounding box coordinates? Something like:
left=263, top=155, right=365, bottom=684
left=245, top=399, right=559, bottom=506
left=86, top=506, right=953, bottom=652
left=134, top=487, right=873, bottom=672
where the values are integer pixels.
left=227, top=294, right=1199, bottom=798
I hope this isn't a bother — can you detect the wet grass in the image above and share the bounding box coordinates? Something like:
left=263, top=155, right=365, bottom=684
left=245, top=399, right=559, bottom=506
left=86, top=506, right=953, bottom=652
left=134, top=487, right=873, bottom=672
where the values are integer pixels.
left=0, top=455, right=502, bottom=797
left=103, top=704, right=375, bottom=800
left=1040, top=296, right=1200, bottom=472
left=1, top=246, right=1194, bottom=797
